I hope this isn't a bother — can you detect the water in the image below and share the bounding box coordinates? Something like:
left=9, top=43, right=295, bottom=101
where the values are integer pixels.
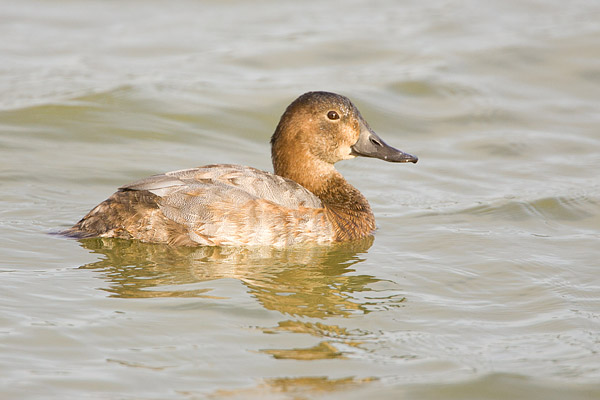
left=1, top=0, right=599, bottom=398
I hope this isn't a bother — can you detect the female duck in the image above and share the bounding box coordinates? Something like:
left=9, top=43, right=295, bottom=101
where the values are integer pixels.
left=64, top=91, right=417, bottom=246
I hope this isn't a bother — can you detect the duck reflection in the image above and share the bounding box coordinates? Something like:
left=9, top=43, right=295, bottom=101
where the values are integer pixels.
left=77, top=236, right=405, bottom=363
left=212, top=375, right=376, bottom=398
left=77, top=236, right=378, bottom=317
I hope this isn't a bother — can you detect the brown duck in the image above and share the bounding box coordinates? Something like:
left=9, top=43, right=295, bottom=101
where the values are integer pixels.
left=63, top=91, right=418, bottom=246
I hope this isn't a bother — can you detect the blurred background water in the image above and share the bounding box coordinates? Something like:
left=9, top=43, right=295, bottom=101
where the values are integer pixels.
left=1, top=0, right=599, bottom=399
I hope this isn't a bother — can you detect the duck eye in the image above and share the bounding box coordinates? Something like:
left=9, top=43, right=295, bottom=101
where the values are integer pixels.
left=327, top=111, right=340, bottom=120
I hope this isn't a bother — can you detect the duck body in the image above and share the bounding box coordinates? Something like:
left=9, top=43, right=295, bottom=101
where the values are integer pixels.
left=71, top=165, right=333, bottom=246
left=64, top=91, right=417, bottom=246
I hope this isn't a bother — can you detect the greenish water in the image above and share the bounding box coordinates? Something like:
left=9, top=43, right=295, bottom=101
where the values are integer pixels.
left=1, top=0, right=599, bottom=399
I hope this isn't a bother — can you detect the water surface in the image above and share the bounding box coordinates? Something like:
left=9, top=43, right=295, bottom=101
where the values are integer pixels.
left=1, top=0, right=599, bottom=399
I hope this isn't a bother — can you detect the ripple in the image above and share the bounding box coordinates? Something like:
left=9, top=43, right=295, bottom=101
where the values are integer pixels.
left=466, top=195, right=599, bottom=223
left=416, top=193, right=600, bottom=227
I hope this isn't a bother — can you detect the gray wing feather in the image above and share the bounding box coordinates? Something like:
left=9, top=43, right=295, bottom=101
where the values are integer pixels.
left=119, top=165, right=322, bottom=209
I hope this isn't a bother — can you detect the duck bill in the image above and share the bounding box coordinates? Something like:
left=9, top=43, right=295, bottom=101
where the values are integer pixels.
left=351, top=122, right=418, bottom=163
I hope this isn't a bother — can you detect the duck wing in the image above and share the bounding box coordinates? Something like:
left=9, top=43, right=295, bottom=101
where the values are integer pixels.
left=121, top=164, right=322, bottom=209
left=115, top=165, right=331, bottom=246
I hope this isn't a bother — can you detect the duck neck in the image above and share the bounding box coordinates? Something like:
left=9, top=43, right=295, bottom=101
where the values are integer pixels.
left=315, top=172, right=376, bottom=241
left=274, top=158, right=376, bottom=241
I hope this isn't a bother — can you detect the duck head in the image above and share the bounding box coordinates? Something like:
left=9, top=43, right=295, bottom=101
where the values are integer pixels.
left=271, top=91, right=417, bottom=184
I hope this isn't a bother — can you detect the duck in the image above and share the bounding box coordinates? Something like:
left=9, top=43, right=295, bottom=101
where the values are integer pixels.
left=63, top=91, right=418, bottom=246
